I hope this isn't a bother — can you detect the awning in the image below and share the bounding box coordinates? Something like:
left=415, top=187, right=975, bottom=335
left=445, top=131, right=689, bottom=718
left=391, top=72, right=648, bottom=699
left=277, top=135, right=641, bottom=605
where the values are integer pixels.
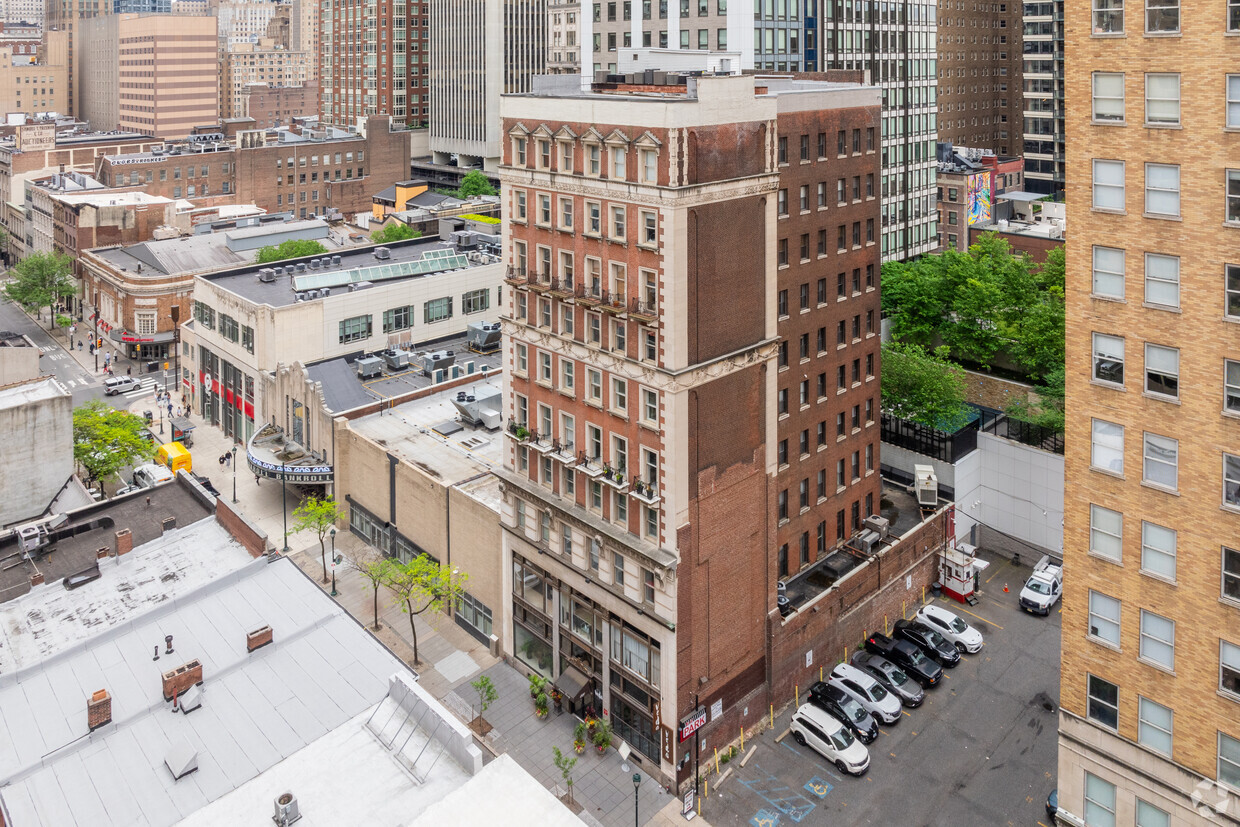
left=997, top=191, right=1046, bottom=203
left=556, top=664, right=591, bottom=702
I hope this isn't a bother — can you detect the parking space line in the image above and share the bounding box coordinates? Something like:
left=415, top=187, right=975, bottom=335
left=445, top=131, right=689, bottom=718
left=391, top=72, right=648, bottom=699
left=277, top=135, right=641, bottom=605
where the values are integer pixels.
left=953, top=604, right=1005, bottom=630
left=902, top=710, right=911, bottom=717
left=780, top=740, right=802, bottom=757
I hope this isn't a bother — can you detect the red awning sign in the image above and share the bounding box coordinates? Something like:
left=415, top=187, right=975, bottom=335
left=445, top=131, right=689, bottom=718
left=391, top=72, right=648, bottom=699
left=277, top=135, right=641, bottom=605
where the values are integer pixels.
left=678, top=707, right=707, bottom=743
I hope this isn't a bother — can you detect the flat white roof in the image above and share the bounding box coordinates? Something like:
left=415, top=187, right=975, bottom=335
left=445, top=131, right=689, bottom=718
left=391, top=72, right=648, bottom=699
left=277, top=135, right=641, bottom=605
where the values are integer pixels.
left=0, top=376, right=67, bottom=411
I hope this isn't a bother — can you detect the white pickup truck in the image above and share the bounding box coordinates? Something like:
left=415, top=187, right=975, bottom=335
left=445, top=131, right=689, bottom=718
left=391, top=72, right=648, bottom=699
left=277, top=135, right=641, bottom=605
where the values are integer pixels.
left=1019, top=555, right=1063, bottom=616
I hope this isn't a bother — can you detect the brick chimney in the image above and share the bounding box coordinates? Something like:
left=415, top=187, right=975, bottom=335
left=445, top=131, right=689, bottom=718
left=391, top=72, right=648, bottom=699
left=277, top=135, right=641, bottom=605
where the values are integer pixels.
left=115, top=528, right=133, bottom=556
left=29, top=572, right=43, bottom=587
left=87, top=689, right=112, bottom=730
left=246, top=625, right=273, bottom=653
left=161, top=659, right=203, bottom=701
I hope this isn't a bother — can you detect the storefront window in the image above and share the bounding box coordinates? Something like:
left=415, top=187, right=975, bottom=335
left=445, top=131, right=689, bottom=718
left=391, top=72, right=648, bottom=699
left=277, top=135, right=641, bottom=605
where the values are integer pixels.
left=514, top=621, right=553, bottom=674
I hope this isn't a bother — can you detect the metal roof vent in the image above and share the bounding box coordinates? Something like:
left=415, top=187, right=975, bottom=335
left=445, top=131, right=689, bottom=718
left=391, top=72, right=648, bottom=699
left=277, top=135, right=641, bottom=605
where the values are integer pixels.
left=179, top=684, right=203, bottom=714
left=164, top=742, right=199, bottom=780
left=274, top=792, right=302, bottom=826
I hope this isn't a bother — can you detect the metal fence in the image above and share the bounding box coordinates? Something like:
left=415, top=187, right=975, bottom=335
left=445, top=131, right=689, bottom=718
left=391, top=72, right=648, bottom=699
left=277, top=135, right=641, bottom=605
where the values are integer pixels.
left=880, top=414, right=978, bottom=463
left=975, top=409, right=1065, bottom=455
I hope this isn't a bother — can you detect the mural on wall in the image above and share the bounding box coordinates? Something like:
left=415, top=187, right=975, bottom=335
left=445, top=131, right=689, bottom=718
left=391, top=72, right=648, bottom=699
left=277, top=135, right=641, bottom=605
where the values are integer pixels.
left=966, top=172, right=993, bottom=225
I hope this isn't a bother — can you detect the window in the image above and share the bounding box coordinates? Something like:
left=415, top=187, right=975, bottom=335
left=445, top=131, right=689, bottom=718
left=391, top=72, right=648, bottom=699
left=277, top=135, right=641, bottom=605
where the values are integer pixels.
left=778, top=189, right=788, bottom=216
left=1135, top=801, right=1170, bottom=827
left=1088, top=590, right=1121, bottom=646
left=383, top=305, right=413, bottom=332
left=642, top=568, right=655, bottom=604
left=587, top=369, right=602, bottom=402
left=1232, top=0, right=1240, bottom=31
left=514, top=343, right=528, bottom=375
left=1084, top=772, right=1116, bottom=827
left=1228, top=170, right=1240, bottom=223
left=424, top=296, right=452, bottom=323
left=1092, top=72, right=1124, bottom=122
left=1144, top=163, right=1180, bottom=216
left=1136, top=696, right=1175, bottom=756
left=1228, top=76, right=1240, bottom=128
left=1225, top=452, right=1240, bottom=508
left=1139, top=610, right=1175, bottom=669
left=641, top=149, right=657, bottom=183
left=1092, top=333, right=1125, bottom=385
left=641, top=210, right=657, bottom=245
left=1144, top=253, right=1180, bottom=308
left=1222, top=640, right=1240, bottom=696
left=1145, top=0, right=1178, bottom=32
left=611, top=205, right=626, bottom=239
left=611, top=377, right=627, bottom=413
left=338, top=314, right=372, bottom=343
left=463, top=289, right=490, bottom=314
left=1145, top=74, right=1179, bottom=125
left=1093, top=160, right=1125, bottom=211
left=1142, top=432, right=1178, bottom=489
left=561, top=359, right=575, bottom=392
left=1144, top=344, right=1178, bottom=398
left=1087, top=674, right=1119, bottom=729
left=1227, top=547, right=1240, bottom=602
left=641, top=388, right=658, bottom=423
left=612, top=144, right=626, bottom=178
left=1227, top=360, right=1240, bottom=412
left=1090, top=247, right=1125, bottom=299
left=1141, top=521, right=1176, bottom=580
left=1090, top=505, right=1123, bottom=562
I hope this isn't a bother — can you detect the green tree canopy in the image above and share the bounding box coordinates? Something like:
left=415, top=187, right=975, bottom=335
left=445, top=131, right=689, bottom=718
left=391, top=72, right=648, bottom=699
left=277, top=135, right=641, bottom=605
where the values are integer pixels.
left=72, top=401, right=153, bottom=483
left=880, top=342, right=971, bottom=431
left=370, top=223, right=422, bottom=244
left=881, top=234, right=1064, bottom=381
left=291, top=495, right=345, bottom=583
left=383, top=555, right=468, bottom=665
left=455, top=170, right=497, bottom=198
left=254, top=239, right=330, bottom=264
left=4, top=251, right=76, bottom=329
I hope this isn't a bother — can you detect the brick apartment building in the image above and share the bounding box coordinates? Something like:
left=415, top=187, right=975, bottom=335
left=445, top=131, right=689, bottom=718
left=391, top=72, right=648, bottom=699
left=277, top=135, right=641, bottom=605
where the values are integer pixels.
left=93, top=116, right=412, bottom=219
left=320, top=0, right=428, bottom=127
left=219, top=40, right=313, bottom=121
left=935, top=0, right=1023, bottom=156
left=936, top=148, right=1025, bottom=252
left=497, top=72, right=881, bottom=785
left=241, top=81, right=320, bottom=130
left=1056, top=0, right=1240, bottom=821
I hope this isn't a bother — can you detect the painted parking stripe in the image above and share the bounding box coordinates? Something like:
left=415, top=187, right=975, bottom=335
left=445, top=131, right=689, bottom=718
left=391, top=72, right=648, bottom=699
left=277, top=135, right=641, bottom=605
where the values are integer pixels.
left=951, top=605, right=1004, bottom=631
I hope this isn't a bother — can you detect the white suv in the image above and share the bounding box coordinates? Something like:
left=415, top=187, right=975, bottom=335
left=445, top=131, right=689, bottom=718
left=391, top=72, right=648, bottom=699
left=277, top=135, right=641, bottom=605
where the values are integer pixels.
left=828, top=663, right=902, bottom=724
left=915, top=604, right=984, bottom=653
left=103, top=376, right=141, bottom=396
left=789, top=702, right=870, bottom=776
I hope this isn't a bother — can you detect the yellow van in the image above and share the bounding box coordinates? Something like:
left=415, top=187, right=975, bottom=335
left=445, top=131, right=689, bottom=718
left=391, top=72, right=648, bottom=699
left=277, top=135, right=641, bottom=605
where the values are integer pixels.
left=156, top=442, right=192, bottom=475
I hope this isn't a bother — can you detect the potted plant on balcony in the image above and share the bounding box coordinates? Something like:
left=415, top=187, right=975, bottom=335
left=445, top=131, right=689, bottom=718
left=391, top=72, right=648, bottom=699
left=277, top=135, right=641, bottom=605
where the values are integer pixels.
left=528, top=673, right=548, bottom=700
left=573, top=721, right=588, bottom=754
left=592, top=718, right=613, bottom=754
left=550, top=686, right=564, bottom=713
left=515, top=425, right=530, bottom=441
left=535, top=691, right=550, bottom=719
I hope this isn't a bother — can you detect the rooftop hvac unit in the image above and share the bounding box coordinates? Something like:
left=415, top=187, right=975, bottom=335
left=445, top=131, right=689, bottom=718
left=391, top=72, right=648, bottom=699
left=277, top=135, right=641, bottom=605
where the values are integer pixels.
left=356, top=356, right=383, bottom=379
left=373, top=246, right=391, bottom=260
left=863, top=515, right=891, bottom=538
left=258, top=268, right=276, bottom=283
left=272, top=265, right=285, bottom=276
left=913, top=464, right=938, bottom=508
left=419, top=349, right=455, bottom=376
left=852, top=529, right=881, bottom=555
left=450, top=386, right=502, bottom=428
left=466, top=321, right=502, bottom=353
left=295, top=262, right=307, bottom=273
left=309, top=258, right=321, bottom=269
left=381, top=349, right=409, bottom=370
left=273, top=792, right=301, bottom=827
left=331, top=255, right=341, bottom=266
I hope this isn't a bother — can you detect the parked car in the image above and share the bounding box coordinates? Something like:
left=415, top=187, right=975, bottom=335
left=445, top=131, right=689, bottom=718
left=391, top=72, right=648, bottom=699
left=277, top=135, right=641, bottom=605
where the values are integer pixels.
left=103, top=376, right=141, bottom=396
left=828, top=663, right=902, bottom=724
left=1020, top=555, right=1063, bottom=616
left=893, top=619, right=962, bottom=668
left=807, top=681, right=879, bottom=743
left=864, top=633, right=943, bottom=688
left=850, top=651, right=925, bottom=708
left=1046, top=789, right=1058, bottom=822
left=915, top=604, right=984, bottom=654
left=132, top=463, right=174, bottom=489
left=789, top=702, right=870, bottom=776
left=191, top=473, right=220, bottom=497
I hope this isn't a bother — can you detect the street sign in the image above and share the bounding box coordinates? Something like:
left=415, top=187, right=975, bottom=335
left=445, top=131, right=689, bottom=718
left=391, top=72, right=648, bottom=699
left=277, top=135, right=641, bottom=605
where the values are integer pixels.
left=678, top=706, right=706, bottom=743
left=681, top=788, right=696, bottom=819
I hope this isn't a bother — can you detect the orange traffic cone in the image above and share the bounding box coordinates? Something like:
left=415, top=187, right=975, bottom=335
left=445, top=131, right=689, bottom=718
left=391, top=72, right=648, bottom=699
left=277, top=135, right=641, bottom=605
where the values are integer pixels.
left=1003, top=584, right=1009, bottom=593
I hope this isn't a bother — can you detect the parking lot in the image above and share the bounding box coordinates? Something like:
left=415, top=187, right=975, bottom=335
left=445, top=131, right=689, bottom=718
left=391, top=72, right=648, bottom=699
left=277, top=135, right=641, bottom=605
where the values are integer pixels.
left=702, top=551, right=1061, bottom=827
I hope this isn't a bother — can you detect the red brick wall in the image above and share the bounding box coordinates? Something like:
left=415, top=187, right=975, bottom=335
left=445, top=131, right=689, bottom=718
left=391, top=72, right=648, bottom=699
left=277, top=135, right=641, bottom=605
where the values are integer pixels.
left=215, top=498, right=267, bottom=557
left=683, top=122, right=768, bottom=183
left=967, top=227, right=1064, bottom=263
left=687, top=197, right=767, bottom=363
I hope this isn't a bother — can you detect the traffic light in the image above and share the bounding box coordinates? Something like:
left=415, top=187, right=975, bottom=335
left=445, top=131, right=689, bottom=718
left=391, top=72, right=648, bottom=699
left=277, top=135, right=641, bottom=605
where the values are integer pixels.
left=97, top=337, right=103, bottom=348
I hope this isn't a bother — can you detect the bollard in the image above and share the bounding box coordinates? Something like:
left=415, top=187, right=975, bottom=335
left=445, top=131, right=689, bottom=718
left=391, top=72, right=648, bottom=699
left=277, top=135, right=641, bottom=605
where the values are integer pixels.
left=844, top=645, right=848, bottom=663
left=795, top=685, right=799, bottom=709
left=741, top=726, right=745, bottom=752
left=819, top=666, right=823, bottom=682
left=885, top=614, right=889, bottom=634
left=902, top=599, right=907, bottom=619
left=770, top=704, right=774, bottom=729
left=714, top=747, right=720, bottom=774
left=922, top=585, right=926, bottom=604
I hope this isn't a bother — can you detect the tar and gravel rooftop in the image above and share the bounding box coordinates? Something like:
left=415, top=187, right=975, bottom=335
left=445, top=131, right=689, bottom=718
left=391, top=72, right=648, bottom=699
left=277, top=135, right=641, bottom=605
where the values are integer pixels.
left=523, top=72, right=874, bottom=101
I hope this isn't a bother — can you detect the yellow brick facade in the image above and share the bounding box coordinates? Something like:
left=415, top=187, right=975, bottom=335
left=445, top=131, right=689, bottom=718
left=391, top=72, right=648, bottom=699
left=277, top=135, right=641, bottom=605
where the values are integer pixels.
left=1059, top=0, right=1240, bottom=822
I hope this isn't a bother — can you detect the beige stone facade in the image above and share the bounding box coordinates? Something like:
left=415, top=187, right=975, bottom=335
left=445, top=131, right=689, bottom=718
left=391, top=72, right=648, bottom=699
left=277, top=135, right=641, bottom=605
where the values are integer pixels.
left=1058, top=0, right=1240, bottom=822
left=0, top=32, right=69, bottom=118
left=219, top=40, right=312, bottom=121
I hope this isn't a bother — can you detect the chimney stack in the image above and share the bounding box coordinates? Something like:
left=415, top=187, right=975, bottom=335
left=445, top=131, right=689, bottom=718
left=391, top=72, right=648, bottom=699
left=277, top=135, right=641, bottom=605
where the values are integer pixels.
left=115, top=528, right=133, bottom=555
left=161, top=659, right=203, bottom=701
left=87, top=689, right=112, bottom=730
left=247, top=625, right=273, bottom=652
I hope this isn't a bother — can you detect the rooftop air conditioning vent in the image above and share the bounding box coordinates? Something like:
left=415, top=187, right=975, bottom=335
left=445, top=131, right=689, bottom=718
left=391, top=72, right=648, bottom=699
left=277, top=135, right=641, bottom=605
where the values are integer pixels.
left=258, top=268, right=276, bottom=283
left=374, top=246, right=391, bottom=260
left=274, top=792, right=302, bottom=826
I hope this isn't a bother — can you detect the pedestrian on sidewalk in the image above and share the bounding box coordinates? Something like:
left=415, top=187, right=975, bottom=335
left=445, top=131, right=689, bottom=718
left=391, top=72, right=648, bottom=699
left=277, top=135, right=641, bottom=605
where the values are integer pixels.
left=126, top=366, right=132, bottom=376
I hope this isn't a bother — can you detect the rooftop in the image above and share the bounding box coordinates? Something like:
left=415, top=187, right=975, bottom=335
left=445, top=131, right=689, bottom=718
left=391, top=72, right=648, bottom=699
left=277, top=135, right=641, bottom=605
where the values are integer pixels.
left=524, top=71, right=871, bottom=104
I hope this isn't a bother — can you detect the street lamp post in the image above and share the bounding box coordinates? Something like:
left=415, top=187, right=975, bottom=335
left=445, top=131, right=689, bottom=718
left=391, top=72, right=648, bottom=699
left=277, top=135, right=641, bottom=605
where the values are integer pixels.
left=231, top=445, right=238, bottom=503
left=632, top=773, right=641, bottom=827
left=329, top=528, right=337, bottom=597
left=281, top=460, right=289, bottom=552
left=159, top=405, right=164, bottom=435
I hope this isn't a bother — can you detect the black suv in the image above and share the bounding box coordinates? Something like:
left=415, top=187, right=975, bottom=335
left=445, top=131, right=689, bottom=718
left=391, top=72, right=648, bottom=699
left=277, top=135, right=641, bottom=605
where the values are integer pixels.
left=807, top=681, right=879, bottom=743
left=893, top=619, right=961, bottom=668
left=864, top=633, right=943, bottom=688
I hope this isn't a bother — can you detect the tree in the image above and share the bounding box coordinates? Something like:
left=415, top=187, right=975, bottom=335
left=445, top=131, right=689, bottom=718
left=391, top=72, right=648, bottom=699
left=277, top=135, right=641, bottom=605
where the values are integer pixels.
left=383, top=555, right=468, bottom=665
left=552, top=746, right=578, bottom=805
left=455, top=170, right=497, bottom=198
left=72, top=401, right=154, bottom=483
left=1006, top=366, right=1065, bottom=433
left=4, top=251, right=76, bottom=329
left=470, top=675, right=498, bottom=729
left=370, top=223, right=421, bottom=244
left=880, top=342, right=971, bottom=431
left=346, top=546, right=395, bottom=631
left=291, top=496, right=345, bottom=582
left=254, top=239, right=329, bottom=264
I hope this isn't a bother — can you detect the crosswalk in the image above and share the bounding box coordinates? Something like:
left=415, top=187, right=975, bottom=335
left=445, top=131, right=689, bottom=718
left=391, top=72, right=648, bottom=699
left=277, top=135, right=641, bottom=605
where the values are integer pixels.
left=120, top=378, right=160, bottom=400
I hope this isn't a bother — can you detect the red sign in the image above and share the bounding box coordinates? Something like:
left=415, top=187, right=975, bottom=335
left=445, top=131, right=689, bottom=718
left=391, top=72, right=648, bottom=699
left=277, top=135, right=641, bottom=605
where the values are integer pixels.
left=678, top=707, right=707, bottom=743
left=120, top=333, right=155, bottom=343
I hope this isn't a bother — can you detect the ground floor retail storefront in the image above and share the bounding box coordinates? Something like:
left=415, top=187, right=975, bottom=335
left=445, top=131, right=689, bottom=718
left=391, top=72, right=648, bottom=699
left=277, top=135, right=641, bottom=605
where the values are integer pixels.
left=198, top=345, right=255, bottom=444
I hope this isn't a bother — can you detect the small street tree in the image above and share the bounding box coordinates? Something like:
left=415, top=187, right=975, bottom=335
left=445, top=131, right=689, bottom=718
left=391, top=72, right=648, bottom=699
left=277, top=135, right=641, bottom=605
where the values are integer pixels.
left=346, top=546, right=395, bottom=630
left=4, top=251, right=76, bottom=329
left=383, top=555, right=468, bottom=665
left=72, top=401, right=154, bottom=484
left=455, top=170, right=497, bottom=198
left=370, top=223, right=421, bottom=244
left=470, top=675, right=498, bottom=732
left=881, top=342, right=971, bottom=431
left=552, top=746, right=578, bottom=805
left=291, top=496, right=345, bottom=582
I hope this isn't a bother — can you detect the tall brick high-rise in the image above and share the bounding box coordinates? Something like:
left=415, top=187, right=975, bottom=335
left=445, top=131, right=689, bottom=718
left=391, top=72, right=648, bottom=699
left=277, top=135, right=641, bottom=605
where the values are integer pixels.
left=498, top=72, right=880, bottom=785
left=320, top=0, right=427, bottom=126
left=1057, top=0, right=1240, bottom=822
